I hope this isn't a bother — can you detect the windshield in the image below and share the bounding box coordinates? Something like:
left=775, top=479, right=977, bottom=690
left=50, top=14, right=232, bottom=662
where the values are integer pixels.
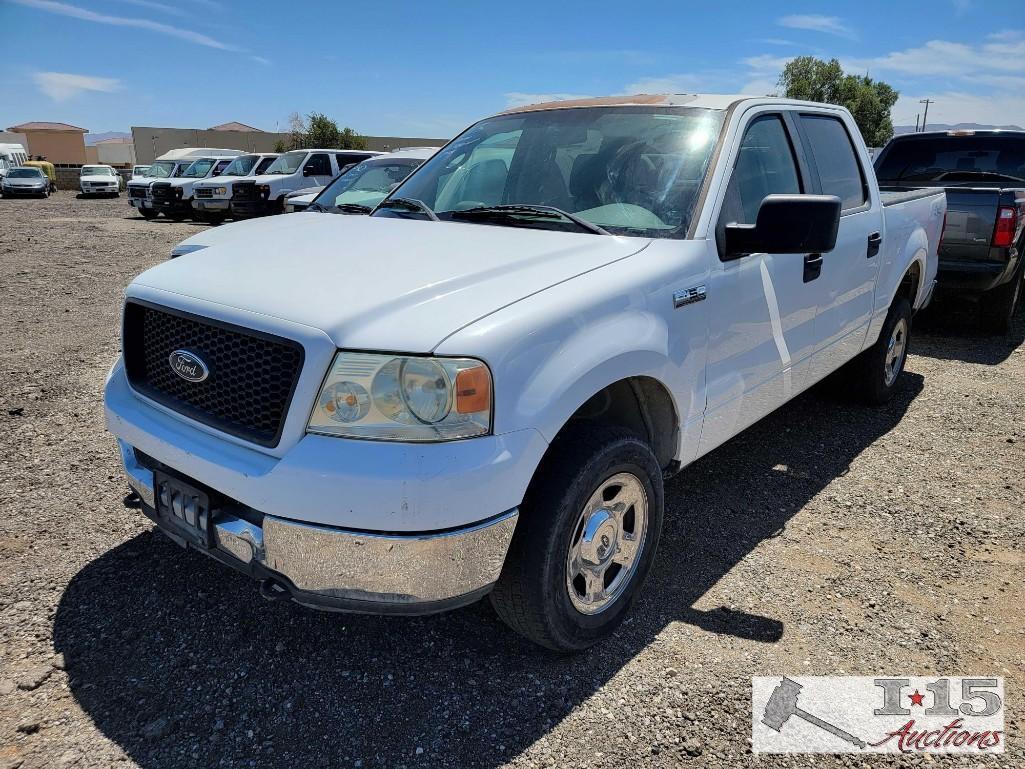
left=376, top=106, right=724, bottom=237
left=181, top=159, right=216, bottom=178
left=876, top=135, right=1025, bottom=184
left=265, top=151, right=306, bottom=175
left=221, top=155, right=258, bottom=177
left=7, top=168, right=42, bottom=178
left=81, top=166, right=114, bottom=176
left=314, top=159, right=423, bottom=210
left=145, top=160, right=175, bottom=178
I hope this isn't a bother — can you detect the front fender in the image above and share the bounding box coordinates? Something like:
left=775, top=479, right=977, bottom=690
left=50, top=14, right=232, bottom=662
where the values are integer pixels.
left=513, top=310, right=675, bottom=444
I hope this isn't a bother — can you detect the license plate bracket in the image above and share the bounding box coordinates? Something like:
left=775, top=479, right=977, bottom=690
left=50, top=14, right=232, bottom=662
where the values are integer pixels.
left=153, top=471, right=212, bottom=549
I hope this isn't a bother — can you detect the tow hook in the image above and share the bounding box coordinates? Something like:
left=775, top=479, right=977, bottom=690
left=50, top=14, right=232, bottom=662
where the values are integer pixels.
left=259, top=578, right=291, bottom=602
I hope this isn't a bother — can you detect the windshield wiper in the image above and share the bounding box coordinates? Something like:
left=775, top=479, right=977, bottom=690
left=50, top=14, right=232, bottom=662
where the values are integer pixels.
left=449, top=204, right=610, bottom=235
left=376, top=197, right=439, bottom=220
left=332, top=202, right=373, bottom=214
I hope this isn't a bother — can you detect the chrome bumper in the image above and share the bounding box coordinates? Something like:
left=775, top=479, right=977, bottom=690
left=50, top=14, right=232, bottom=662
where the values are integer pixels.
left=192, top=199, right=230, bottom=211
left=118, top=440, right=518, bottom=614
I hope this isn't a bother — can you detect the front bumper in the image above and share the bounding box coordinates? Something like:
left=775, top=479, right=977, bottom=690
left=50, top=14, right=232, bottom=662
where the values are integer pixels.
left=81, top=185, right=119, bottom=195
left=230, top=199, right=271, bottom=216
left=118, top=438, right=518, bottom=614
left=128, top=196, right=151, bottom=208
left=151, top=197, right=191, bottom=215
left=192, top=199, right=230, bottom=212
left=2, top=186, right=47, bottom=196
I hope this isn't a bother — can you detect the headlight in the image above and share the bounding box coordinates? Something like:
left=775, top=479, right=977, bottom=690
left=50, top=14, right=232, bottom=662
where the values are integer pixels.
left=308, top=352, right=492, bottom=441
left=214, top=186, right=227, bottom=195
left=257, top=184, right=270, bottom=200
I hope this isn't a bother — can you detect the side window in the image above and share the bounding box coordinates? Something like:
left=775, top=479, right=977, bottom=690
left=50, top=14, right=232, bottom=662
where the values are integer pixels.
left=721, top=114, right=802, bottom=226
left=212, top=160, right=231, bottom=176
left=336, top=153, right=366, bottom=169
left=799, top=115, right=867, bottom=210
left=304, top=153, right=331, bottom=176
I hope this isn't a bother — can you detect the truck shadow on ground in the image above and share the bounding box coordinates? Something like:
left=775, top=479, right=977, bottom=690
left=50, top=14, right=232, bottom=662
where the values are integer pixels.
left=913, top=294, right=1025, bottom=365
left=53, top=375, right=922, bottom=768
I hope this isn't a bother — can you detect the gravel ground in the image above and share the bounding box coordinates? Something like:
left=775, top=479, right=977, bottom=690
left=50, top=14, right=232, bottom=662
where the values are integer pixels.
left=0, top=192, right=1023, bottom=769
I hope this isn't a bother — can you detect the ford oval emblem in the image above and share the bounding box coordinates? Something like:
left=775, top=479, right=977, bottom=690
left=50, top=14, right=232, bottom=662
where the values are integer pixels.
left=169, top=349, right=209, bottom=383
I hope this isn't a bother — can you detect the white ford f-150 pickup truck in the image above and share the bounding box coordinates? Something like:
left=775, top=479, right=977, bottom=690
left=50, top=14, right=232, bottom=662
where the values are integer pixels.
left=105, top=94, right=945, bottom=650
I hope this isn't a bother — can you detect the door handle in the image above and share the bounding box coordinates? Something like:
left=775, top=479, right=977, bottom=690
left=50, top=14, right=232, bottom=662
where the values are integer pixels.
left=803, top=253, right=823, bottom=283
left=867, top=231, right=882, bottom=258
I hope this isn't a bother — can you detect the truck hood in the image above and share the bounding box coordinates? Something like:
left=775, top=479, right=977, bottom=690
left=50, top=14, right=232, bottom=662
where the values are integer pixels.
left=132, top=214, right=650, bottom=351
left=194, top=175, right=248, bottom=187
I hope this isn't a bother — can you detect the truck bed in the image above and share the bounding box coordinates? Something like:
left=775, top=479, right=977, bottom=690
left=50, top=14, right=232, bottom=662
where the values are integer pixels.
left=879, top=187, right=945, bottom=207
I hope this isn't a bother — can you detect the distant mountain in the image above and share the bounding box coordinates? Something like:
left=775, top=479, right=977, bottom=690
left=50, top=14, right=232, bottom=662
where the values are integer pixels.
left=894, top=122, right=1023, bottom=135
left=85, top=131, right=131, bottom=145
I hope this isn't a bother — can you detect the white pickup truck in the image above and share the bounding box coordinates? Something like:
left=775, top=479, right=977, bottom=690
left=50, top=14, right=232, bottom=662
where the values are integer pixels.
left=105, top=95, right=945, bottom=650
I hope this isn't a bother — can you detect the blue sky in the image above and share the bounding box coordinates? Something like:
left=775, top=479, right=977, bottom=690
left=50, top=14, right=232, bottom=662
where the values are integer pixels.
left=1, top=0, right=1023, bottom=138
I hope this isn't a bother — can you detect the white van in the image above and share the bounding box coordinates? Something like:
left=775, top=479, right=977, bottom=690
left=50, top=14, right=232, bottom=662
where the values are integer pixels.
left=0, top=143, right=28, bottom=179
left=191, top=152, right=279, bottom=223
left=127, top=148, right=239, bottom=220
left=229, top=149, right=380, bottom=217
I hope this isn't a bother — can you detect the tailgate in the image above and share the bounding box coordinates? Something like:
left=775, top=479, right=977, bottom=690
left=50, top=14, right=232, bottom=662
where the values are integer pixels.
left=940, top=188, right=1000, bottom=262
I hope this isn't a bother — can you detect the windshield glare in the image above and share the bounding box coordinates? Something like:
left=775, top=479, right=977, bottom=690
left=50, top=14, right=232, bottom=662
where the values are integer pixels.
left=81, top=166, right=114, bottom=176
left=377, top=106, right=724, bottom=237
left=221, top=155, right=257, bottom=176
left=877, top=135, right=1025, bottom=183
left=146, top=161, right=175, bottom=178
left=7, top=168, right=42, bottom=178
left=265, top=151, right=305, bottom=175
left=315, top=160, right=422, bottom=210
left=182, top=159, right=216, bottom=178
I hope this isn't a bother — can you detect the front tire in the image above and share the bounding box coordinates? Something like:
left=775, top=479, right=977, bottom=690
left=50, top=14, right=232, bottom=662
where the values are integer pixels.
left=139, top=208, right=159, bottom=220
left=490, top=424, right=663, bottom=651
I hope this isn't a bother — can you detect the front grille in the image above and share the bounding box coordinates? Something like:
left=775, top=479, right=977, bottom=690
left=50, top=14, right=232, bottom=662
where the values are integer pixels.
left=150, top=182, right=177, bottom=202
left=195, top=187, right=214, bottom=199
left=129, top=185, right=148, bottom=198
left=232, top=181, right=259, bottom=201
left=123, top=302, right=304, bottom=447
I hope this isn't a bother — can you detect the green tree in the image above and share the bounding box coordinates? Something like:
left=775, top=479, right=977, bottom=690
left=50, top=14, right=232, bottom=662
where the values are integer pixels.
left=777, top=56, right=899, bottom=147
left=337, top=126, right=369, bottom=150
left=273, top=139, right=287, bottom=153
left=305, top=112, right=341, bottom=148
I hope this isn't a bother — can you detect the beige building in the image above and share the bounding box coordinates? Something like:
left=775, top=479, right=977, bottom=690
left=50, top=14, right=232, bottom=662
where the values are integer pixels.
left=7, top=122, right=88, bottom=164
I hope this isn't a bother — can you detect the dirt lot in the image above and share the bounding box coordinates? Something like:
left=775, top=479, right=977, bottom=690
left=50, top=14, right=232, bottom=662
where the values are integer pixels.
left=0, top=192, right=1023, bottom=768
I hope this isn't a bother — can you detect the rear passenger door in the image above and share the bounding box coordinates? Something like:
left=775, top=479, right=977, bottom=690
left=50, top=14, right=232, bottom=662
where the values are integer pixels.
left=794, top=112, right=883, bottom=380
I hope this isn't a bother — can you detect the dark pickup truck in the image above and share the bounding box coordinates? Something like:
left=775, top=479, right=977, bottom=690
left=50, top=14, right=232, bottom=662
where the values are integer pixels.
left=875, top=130, right=1025, bottom=332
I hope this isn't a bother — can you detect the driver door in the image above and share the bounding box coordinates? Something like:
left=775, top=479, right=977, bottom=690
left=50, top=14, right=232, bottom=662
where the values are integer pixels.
left=302, top=153, right=334, bottom=187
left=698, top=110, right=828, bottom=454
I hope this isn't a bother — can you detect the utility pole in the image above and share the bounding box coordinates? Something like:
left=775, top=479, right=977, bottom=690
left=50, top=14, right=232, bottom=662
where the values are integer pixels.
left=915, top=114, right=920, bottom=133
left=919, top=99, right=934, bottom=132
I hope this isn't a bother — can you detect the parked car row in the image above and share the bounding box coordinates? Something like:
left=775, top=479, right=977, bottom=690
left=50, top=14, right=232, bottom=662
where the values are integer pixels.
left=108, top=94, right=958, bottom=652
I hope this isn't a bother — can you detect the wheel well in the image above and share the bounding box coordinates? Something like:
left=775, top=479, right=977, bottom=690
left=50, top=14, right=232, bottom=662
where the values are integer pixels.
left=560, top=377, right=679, bottom=470
left=898, top=261, right=922, bottom=307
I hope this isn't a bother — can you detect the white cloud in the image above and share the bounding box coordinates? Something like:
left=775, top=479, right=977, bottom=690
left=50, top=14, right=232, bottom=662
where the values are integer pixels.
left=11, top=0, right=238, bottom=50
left=777, top=14, right=855, bottom=40
left=33, top=71, right=122, bottom=101
left=504, top=92, right=592, bottom=108
left=114, top=0, right=186, bottom=16
left=251, top=55, right=271, bottom=66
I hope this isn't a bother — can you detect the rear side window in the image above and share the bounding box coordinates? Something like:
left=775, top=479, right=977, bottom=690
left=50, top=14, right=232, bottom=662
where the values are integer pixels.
left=721, top=115, right=802, bottom=226
left=800, top=115, right=867, bottom=210
left=305, top=153, right=331, bottom=175
left=336, top=152, right=368, bottom=168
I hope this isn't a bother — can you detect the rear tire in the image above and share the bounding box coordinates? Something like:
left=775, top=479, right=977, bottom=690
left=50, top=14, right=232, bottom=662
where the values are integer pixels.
left=490, top=423, right=663, bottom=651
left=848, top=296, right=912, bottom=405
left=978, top=271, right=1021, bottom=335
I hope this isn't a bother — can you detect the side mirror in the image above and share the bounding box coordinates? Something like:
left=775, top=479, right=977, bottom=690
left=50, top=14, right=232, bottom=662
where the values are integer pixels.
left=302, top=165, right=319, bottom=177
left=723, top=194, right=841, bottom=260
